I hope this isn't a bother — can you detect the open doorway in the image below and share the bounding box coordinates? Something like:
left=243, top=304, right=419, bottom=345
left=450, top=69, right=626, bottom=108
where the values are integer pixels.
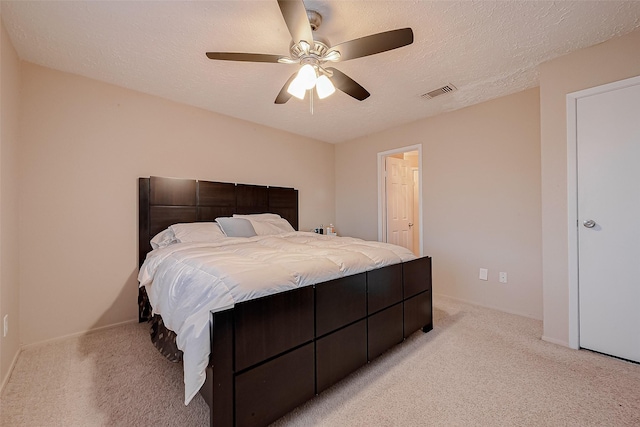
left=377, top=145, right=422, bottom=256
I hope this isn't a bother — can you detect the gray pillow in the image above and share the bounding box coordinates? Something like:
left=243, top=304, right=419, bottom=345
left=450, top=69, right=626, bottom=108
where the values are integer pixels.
left=215, top=217, right=257, bottom=238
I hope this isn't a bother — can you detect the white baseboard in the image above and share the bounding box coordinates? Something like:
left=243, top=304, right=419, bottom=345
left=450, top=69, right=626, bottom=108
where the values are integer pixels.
left=541, top=335, right=570, bottom=348
left=21, top=318, right=138, bottom=352
left=2, top=319, right=139, bottom=395
left=433, top=293, right=542, bottom=321
left=0, top=347, right=21, bottom=396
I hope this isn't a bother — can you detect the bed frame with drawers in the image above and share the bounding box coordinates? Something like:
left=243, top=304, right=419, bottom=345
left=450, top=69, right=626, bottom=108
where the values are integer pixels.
left=138, top=176, right=432, bottom=427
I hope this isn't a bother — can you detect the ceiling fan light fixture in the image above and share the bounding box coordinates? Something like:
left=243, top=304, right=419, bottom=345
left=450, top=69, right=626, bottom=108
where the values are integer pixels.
left=206, top=1, right=414, bottom=107
left=287, top=77, right=307, bottom=100
left=297, top=64, right=317, bottom=90
left=315, top=75, right=335, bottom=99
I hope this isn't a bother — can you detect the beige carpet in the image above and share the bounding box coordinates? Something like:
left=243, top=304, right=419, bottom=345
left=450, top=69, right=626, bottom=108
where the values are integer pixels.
left=1, top=296, right=639, bottom=426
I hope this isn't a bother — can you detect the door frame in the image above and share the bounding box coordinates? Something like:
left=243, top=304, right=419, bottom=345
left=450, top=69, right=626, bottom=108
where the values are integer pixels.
left=566, top=74, right=640, bottom=350
left=377, top=144, right=423, bottom=256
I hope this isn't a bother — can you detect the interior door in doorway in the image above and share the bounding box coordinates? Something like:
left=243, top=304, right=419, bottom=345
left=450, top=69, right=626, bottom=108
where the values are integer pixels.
left=412, top=168, right=420, bottom=256
left=385, top=156, right=414, bottom=252
left=577, top=81, right=640, bottom=363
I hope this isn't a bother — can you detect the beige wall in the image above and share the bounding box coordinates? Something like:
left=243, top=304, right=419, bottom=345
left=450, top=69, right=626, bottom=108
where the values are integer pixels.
left=539, top=29, right=640, bottom=345
left=336, top=88, right=542, bottom=319
left=18, top=63, right=335, bottom=346
left=7, top=19, right=639, bottom=360
left=0, top=19, right=21, bottom=387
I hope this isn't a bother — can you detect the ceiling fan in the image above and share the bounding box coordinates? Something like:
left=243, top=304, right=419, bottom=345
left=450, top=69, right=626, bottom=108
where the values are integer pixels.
left=205, top=0, right=414, bottom=104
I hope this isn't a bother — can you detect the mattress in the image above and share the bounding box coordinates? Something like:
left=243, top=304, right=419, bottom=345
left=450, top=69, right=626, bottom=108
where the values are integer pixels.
left=138, top=231, right=416, bottom=404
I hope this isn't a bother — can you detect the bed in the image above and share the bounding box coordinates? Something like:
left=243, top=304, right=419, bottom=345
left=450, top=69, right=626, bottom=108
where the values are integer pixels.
left=138, top=176, right=432, bottom=427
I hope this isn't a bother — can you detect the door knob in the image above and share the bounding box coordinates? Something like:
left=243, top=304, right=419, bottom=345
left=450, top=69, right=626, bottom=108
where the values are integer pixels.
left=583, top=219, right=596, bottom=228
left=408, top=223, right=414, bottom=227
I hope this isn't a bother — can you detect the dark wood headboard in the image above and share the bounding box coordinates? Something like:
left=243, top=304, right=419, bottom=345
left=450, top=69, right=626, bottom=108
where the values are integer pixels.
left=138, top=176, right=299, bottom=268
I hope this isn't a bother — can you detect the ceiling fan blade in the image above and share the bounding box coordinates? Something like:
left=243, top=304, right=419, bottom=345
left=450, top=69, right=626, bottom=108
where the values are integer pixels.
left=326, top=68, right=370, bottom=101
left=206, top=52, right=283, bottom=63
left=277, top=0, right=314, bottom=45
left=274, top=72, right=298, bottom=104
left=330, top=28, right=413, bottom=62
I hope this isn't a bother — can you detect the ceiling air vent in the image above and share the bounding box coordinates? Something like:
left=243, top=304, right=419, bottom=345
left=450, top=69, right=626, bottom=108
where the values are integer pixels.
left=421, top=84, right=457, bottom=99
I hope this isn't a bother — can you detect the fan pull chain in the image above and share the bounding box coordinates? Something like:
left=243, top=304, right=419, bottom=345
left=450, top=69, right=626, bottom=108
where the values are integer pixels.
left=309, top=88, right=314, bottom=115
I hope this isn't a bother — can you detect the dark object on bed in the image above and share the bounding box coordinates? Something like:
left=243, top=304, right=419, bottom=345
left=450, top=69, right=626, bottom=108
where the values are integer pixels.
left=138, top=176, right=432, bottom=427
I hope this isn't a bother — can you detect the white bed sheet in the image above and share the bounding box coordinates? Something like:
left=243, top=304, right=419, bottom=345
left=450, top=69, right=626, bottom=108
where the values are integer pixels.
left=138, top=231, right=416, bottom=404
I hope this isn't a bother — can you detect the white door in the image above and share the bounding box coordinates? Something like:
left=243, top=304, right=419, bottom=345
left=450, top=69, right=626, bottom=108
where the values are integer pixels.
left=385, top=156, right=414, bottom=251
left=577, top=81, right=640, bottom=363
left=412, top=168, right=420, bottom=256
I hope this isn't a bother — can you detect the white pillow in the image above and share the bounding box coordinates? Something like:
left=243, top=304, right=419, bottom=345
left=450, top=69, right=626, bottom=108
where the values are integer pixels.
left=233, top=213, right=282, bottom=221
left=169, top=222, right=226, bottom=243
left=216, top=217, right=257, bottom=238
left=233, top=214, right=295, bottom=235
left=150, top=228, right=177, bottom=249
left=250, top=221, right=286, bottom=236
left=256, top=218, right=296, bottom=235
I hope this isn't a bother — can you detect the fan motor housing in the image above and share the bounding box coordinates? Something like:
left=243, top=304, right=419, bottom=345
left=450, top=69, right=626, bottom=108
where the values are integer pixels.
left=307, top=10, right=322, bottom=31
left=290, top=40, right=330, bottom=61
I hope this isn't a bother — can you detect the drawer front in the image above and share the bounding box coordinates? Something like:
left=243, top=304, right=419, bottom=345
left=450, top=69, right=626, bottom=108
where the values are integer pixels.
left=235, top=286, right=314, bottom=371
left=368, top=303, right=404, bottom=360
left=403, top=291, right=432, bottom=338
left=316, top=320, right=367, bottom=393
left=403, top=257, right=432, bottom=299
left=367, top=264, right=403, bottom=314
left=235, top=343, right=315, bottom=427
left=316, top=273, right=367, bottom=337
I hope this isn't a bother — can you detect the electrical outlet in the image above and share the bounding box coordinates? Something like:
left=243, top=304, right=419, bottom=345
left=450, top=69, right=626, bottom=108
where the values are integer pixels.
left=479, top=268, right=488, bottom=281
left=3, top=315, right=8, bottom=337
left=499, top=272, right=508, bottom=283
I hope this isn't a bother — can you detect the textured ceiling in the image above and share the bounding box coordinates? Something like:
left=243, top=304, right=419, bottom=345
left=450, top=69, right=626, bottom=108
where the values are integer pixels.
left=2, top=1, right=640, bottom=143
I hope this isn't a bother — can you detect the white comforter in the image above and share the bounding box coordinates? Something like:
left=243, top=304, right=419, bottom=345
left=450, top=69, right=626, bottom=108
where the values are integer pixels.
left=138, top=231, right=416, bottom=404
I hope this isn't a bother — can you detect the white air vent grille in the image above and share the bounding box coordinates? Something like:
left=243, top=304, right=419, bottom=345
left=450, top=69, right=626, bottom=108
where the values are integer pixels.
left=421, top=84, right=457, bottom=99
